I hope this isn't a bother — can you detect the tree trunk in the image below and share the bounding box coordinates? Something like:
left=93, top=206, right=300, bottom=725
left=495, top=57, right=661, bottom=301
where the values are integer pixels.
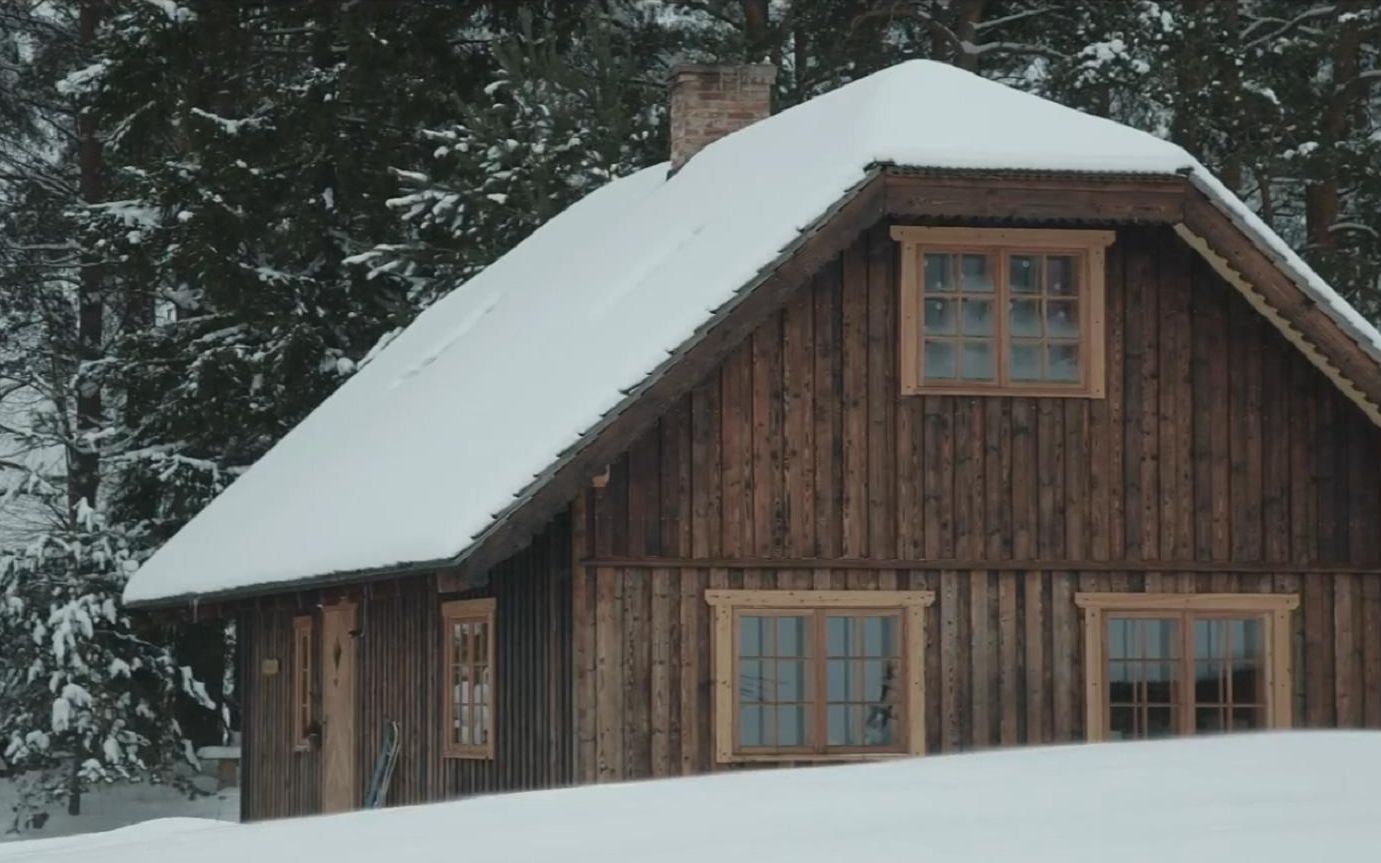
left=741, top=0, right=773, bottom=64
left=952, top=0, right=986, bottom=72
left=1305, top=2, right=1361, bottom=251
left=1215, top=0, right=1243, bottom=193
left=1171, top=0, right=1208, bottom=156
left=67, top=756, right=80, bottom=816
left=70, top=0, right=103, bottom=523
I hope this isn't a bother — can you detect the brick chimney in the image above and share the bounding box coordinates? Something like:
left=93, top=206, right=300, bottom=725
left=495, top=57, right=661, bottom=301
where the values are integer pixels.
left=669, top=63, right=777, bottom=172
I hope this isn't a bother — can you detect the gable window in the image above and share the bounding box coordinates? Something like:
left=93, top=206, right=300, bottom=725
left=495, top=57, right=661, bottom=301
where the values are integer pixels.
left=706, top=590, right=933, bottom=762
left=1075, top=594, right=1298, bottom=741
left=892, top=227, right=1115, bottom=397
left=441, top=598, right=496, bottom=759
left=292, top=615, right=314, bottom=750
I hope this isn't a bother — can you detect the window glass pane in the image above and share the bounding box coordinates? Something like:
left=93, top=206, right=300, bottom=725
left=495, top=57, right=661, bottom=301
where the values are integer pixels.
left=1231, top=707, right=1264, bottom=730
left=923, top=340, right=956, bottom=379
left=776, top=616, right=806, bottom=657
left=961, top=341, right=994, bottom=381
left=739, top=659, right=764, bottom=702
left=1233, top=618, right=1263, bottom=659
left=473, top=624, right=488, bottom=663
left=961, top=254, right=994, bottom=292
left=1142, top=619, right=1179, bottom=659
left=961, top=299, right=993, bottom=335
left=1195, top=660, right=1223, bottom=704
left=1194, top=619, right=1223, bottom=659
left=924, top=253, right=954, bottom=293
left=740, top=616, right=762, bottom=657
left=826, top=617, right=850, bottom=657
left=1145, top=707, right=1176, bottom=738
left=1108, top=618, right=1130, bottom=659
left=864, top=706, right=896, bottom=746
left=1195, top=706, right=1224, bottom=733
left=1010, top=342, right=1040, bottom=381
left=1009, top=255, right=1039, bottom=294
left=740, top=706, right=763, bottom=746
left=1047, top=343, right=1079, bottom=382
left=778, top=660, right=805, bottom=701
left=1046, top=255, right=1077, bottom=296
left=863, top=616, right=896, bottom=657
left=1231, top=619, right=1264, bottom=704
left=777, top=705, right=805, bottom=746
left=1109, top=705, right=1136, bottom=740
left=924, top=298, right=957, bottom=334
left=1009, top=299, right=1041, bottom=337
left=826, top=658, right=848, bottom=701
left=1046, top=299, right=1079, bottom=338
left=1108, top=660, right=1134, bottom=703
left=827, top=704, right=850, bottom=746
left=1144, top=673, right=1173, bottom=704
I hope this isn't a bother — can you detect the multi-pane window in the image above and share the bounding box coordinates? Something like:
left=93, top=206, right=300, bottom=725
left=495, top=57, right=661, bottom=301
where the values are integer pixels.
left=1075, top=594, right=1298, bottom=741
left=441, top=598, right=496, bottom=759
left=707, top=590, right=932, bottom=762
left=292, top=615, right=313, bottom=750
left=893, top=227, right=1114, bottom=397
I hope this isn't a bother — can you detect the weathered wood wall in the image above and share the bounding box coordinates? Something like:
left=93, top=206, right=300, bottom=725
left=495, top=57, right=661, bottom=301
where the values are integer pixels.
left=571, top=564, right=1374, bottom=777
left=240, top=515, right=573, bottom=820
left=570, top=223, right=1381, bottom=782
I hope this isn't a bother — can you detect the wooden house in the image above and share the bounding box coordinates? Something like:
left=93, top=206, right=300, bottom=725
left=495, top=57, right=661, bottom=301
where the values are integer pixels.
left=126, top=61, right=1381, bottom=821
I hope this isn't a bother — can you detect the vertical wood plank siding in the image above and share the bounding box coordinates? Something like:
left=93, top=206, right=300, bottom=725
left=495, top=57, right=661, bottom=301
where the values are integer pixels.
left=573, top=224, right=1381, bottom=780
left=245, top=219, right=1381, bottom=814
left=240, top=516, right=572, bottom=819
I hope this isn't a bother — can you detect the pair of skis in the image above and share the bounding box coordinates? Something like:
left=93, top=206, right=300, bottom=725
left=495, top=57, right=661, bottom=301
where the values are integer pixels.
left=363, top=720, right=401, bottom=809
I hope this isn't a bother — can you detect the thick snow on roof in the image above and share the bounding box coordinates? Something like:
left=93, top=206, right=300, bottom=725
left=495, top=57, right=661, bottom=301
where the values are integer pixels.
left=8, top=733, right=1381, bottom=861
left=123, top=60, right=1381, bottom=603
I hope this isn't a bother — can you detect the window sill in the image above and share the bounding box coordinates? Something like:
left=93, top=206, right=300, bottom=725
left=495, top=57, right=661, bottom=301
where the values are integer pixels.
left=443, top=749, right=495, bottom=761
left=717, top=750, right=918, bottom=765
left=902, top=385, right=1104, bottom=399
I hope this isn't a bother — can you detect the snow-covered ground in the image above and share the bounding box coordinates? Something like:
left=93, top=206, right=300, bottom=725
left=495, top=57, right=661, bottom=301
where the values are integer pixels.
left=4, top=732, right=1377, bottom=861
left=0, top=781, right=237, bottom=844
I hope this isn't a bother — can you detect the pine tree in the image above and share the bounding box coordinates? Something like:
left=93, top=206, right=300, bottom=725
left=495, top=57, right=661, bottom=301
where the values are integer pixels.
left=362, top=4, right=673, bottom=304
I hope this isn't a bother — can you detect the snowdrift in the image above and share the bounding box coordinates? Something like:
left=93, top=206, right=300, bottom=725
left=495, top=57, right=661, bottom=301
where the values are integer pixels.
left=6, top=732, right=1379, bottom=862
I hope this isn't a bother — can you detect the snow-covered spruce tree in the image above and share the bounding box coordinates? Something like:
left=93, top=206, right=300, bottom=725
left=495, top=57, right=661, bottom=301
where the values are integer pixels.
left=0, top=1, right=218, bottom=822
left=359, top=6, right=671, bottom=304
left=0, top=508, right=211, bottom=826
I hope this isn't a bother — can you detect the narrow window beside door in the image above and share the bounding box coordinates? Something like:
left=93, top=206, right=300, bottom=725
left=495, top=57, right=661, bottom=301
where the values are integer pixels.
left=292, top=615, right=313, bottom=750
left=441, top=598, right=496, bottom=759
left=1075, top=593, right=1298, bottom=741
left=706, top=590, right=933, bottom=762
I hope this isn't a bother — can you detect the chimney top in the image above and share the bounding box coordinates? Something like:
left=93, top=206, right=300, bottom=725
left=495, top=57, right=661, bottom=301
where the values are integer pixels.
left=668, top=63, right=777, bottom=172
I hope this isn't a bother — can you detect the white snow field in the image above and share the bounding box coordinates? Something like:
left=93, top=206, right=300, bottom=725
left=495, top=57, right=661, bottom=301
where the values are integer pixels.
left=4, top=732, right=1378, bottom=861
left=123, top=59, right=1381, bottom=608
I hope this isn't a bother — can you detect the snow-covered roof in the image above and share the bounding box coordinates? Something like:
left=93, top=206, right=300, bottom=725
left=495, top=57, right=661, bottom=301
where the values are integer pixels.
left=10, top=733, right=1381, bottom=861
left=123, top=59, right=1381, bottom=605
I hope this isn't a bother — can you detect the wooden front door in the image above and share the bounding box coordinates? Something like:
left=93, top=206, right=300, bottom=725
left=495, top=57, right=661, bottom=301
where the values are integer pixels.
left=320, top=602, right=357, bottom=812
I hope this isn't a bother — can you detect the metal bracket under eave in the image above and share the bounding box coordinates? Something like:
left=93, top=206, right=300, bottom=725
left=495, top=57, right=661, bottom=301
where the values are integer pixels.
left=1173, top=222, right=1381, bottom=428
left=590, top=465, right=611, bottom=489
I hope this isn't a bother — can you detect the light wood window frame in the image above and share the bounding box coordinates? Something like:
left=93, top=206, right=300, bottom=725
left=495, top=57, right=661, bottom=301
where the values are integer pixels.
left=892, top=226, right=1115, bottom=398
left=1075, top=593, right=1298, bottom=741
left=441, top=598, right=497, bottom=760
left=291, top=615, right=314, bottom=751
left=706, top=589, right=934, bottom=764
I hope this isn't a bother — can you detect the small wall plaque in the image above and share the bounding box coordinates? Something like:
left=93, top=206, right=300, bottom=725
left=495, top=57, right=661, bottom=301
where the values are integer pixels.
left=261, top=658, right=280, bottom=676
